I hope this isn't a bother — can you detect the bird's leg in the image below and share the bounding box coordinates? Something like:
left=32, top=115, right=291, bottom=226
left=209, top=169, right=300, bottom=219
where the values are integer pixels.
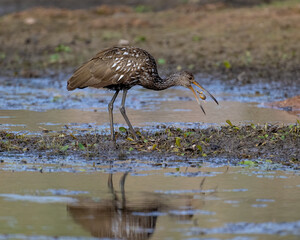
left=120, top=172, right=129, bottom=210
left=108, top=173, right=119, bottom=202
left=108, top=90, right=119, bottom=141
left=119, top=89, right=138, bottom=140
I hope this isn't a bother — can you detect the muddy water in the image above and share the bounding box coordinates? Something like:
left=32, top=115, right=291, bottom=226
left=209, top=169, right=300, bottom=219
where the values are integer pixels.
left=0, top=164, right=299, bottom=239
left=0, top=76, right=299, bottom=133
left=0, top=100, right=299, bottom=133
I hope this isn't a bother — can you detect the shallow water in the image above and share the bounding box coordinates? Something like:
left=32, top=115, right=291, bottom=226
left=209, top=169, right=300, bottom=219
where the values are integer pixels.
left=0, top=100, right=299, bottom=133
left=0, top=75, right=299, bottom=111
left=0, top=163, right=299, bottom=240
left=0, top=75, right=299, bottom=133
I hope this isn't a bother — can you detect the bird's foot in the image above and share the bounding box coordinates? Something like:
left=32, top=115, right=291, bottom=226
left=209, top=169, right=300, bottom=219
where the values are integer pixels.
left=130, top=131, right=142, bottom=142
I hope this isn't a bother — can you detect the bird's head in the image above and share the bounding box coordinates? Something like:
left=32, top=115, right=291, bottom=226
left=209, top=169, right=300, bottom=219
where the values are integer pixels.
left=175, top=71, right=219, bottom=114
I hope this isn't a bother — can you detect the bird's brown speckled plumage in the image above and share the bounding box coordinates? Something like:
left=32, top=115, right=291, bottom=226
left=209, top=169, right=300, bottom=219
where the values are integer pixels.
left=67, top=46, right=161, bottom=91
left=67, top=46, right=218, bottom=142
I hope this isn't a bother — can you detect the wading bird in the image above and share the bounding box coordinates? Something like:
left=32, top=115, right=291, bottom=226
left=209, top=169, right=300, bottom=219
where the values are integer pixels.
left=67, top=46, right=218, bottom=141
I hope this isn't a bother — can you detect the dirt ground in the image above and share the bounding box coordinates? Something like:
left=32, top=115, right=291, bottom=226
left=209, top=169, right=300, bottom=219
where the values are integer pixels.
left=1, top=124, right=299, bottom=167
left=0, top=0, right=299, bottom=83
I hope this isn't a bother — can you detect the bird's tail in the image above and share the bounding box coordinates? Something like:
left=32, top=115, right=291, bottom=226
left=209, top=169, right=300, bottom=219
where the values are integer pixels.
left=67, top=62, right=92, bottom=91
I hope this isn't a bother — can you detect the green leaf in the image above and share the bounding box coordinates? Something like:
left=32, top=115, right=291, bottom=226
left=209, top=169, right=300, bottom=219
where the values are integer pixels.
left=197, top=145, right=202, bottom=152
left=136, top=131, right=142, bottom=136
left=184, top=131, right=193, bottom=137
left=245, top=51, right=252, bottom=64
left=55, top=44, right=71, bottom=53
left=135, top=35, right=146, bottom=43
left=134, top=5, right=151, bottom=13
left=192, top=36, right=202, bottom=42
left=60, top=145, right=69, bottom=151
left=223, top=60, right=231, bottom=69
left=239, top=160, right=255, bottom=166
left=175, top=137, right=181, bottom=147
left=173, top=147, right=179, bottom=152
left=78, top=143, right=85, bottom=150
left=119, top=127, right=127, bottom=133
left=152, top=144, right=157, bottom=150
left=188, top=64, right=194, bottom=70
left=158, top=58, right=166, bottom=65
left=226, top=120, right=233, bottom=127
left=52, top=95, right=62, bottom=102
left=0, top=52, right=6, bottom=60
left=49, top=53, right=60, bottom=63
left=129, top=147, right=134, bottom=151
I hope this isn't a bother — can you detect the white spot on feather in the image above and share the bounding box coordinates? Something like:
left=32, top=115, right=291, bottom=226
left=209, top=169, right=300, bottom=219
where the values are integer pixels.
left=117, top=75, right=124, bottom=82
left=116, top=66, right=121, bottom=71
left=112, top=63, right=117, bottom=68
left=123, top=52, right=129, bottom=55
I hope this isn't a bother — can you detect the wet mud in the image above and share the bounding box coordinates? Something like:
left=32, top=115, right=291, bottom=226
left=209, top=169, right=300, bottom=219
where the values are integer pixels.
left=268, top=95, right=300, bottom=115
left=0, top=123, right=299, bottom=166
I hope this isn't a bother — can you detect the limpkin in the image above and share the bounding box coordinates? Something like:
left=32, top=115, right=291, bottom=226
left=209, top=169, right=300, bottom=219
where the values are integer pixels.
left=67, top=46, right=218, bottom=141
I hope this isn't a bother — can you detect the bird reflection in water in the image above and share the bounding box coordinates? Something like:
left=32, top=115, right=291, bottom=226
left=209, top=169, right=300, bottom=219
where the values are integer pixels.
left=67, top=173, right=194, bottom=240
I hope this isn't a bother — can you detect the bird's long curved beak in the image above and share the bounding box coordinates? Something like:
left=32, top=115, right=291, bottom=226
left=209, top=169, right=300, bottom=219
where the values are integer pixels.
left=188, top=86, right=206, bottom=114
left=192, top=81, right=219, bottom=105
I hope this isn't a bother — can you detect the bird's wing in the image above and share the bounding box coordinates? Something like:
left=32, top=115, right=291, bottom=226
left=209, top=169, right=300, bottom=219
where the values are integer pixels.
left=67, top=47, right=145, bottom=90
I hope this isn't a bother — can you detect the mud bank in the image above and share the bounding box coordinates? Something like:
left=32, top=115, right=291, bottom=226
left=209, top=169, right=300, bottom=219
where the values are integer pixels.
left=1, top=124, right=299, bottom=167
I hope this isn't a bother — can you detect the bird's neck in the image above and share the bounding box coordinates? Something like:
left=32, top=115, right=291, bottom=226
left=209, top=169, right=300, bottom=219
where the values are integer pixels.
left=149, top=74, right=178, bottom=91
